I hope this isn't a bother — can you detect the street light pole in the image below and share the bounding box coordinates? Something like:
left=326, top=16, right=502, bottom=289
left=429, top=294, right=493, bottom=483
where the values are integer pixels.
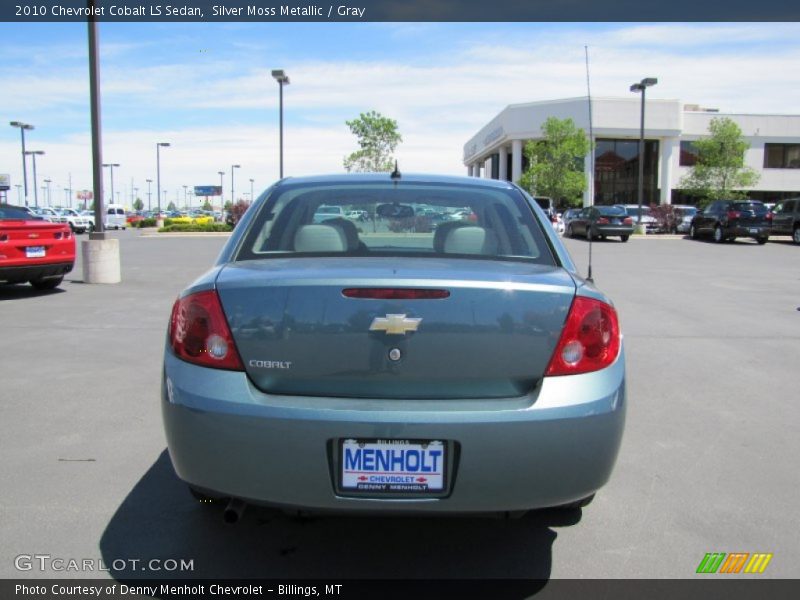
left=146, top=179, right=152, bottom=212
left=156, top=142, right=170, bottom=214
left=24, top=150, right=44, bottom=208
left=10, top=121, right=33, bottom=206
left=102, top=163, right=119, bottom=205
left=249, top=178, right=254, bottom=206
left=183, top=185, right=188, bottom=210
left=630, top=77, right=658, bottom=229
left=218, top=171, right=225, bottom=206
left=231, top=164, right=240, bottom=205
left=43, top=179, right=51, bottom=206
left=271, top=69, right=290, bottom=178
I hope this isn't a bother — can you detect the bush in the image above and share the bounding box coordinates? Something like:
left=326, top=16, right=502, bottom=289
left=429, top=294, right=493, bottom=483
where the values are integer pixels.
left=158, top=223, right=233, bottom=233
left=134, top=218, right=158, bottom=228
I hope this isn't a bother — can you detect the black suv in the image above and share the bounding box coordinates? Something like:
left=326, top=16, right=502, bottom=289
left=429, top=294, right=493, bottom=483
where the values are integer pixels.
left=770, top=198, right=800, bottom=244
left=689, top=200, right=770, bottom=244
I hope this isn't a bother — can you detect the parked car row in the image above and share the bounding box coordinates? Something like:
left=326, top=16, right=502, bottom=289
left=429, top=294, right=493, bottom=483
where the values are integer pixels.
left=557, top=198, right=799, bottom=245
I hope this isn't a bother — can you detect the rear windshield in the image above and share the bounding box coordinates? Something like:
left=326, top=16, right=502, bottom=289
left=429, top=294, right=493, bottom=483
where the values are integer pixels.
left=733, top=202, right=767, bottom=214
left=236, top=181, right=556, bottom=265
left=0, top=206, right=34, bottom=220
left=597, top=206, right=626, bottom=216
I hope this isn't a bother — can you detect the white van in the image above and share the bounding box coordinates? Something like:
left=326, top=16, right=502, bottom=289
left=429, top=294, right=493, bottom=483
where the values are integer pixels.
left=105, top=204, right=127, bottom=230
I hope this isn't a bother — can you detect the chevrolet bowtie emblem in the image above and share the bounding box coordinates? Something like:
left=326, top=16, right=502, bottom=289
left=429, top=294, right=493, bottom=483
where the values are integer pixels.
left=369, top=314, right=422, bottom=335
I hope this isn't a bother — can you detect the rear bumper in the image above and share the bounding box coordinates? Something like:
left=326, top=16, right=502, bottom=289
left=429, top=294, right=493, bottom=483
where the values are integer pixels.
left=594, top=225, right=634, bottom=237
left=728, top=225, right=769, bottom=238
left=162, top=346, right=627, bottom=513
left=0, top=261, right=73, bottom=283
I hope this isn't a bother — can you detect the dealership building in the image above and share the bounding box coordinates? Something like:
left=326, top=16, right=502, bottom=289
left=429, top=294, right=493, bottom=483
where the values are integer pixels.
left=463, top=97, right=800, bottom=206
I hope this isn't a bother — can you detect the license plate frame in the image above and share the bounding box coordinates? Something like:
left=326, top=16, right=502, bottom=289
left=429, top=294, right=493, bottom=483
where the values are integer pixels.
left=337, top=438, right=449, bottom=497
left=26, top=246, right=45, bottom=258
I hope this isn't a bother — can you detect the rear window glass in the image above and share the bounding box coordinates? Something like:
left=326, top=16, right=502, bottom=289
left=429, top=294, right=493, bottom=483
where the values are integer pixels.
left=597, top=206, right=626, bottom=216
left=236, top=181, right=556, bottom=265
left=733, top=202, right=767, bottom=214
left=0, top=206, right=32, bottom=220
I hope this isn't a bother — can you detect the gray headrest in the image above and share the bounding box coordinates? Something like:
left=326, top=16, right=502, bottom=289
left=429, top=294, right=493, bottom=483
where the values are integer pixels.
left=293, top=224, right=347, bottom=252
left=443, top=226, right=498, bottom=255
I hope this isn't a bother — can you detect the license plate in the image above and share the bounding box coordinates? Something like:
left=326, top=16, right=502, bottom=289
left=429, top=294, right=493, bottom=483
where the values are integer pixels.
left=26, top=246, right=45, bottom=258
left=340, top=438, right=447, bottom=494
left=749, top=228, right=759, bottom=234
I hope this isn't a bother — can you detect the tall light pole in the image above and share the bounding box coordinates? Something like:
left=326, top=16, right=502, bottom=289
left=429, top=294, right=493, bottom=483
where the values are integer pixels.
left=249, top=178, right=254, bottom=206
left=146, top=178, right=152, bottom=212
left=43, top=179, right=52, bottom=206
left=15, top=184, right=22, bottom=204
left=24, top=150, right=44, bottom=207
left=218, top=171, right=225, bottom=206
left=231, top=164, right=240, bottom=205
left=271, top=69, right=290, bottom=178
left=182, top=185, right=188, bottom=210
left=156, top=142, right=170, bottom=214
left=10, top=121, right=34, bottom=206
left=630, top=77, right=658, bottom=229
left=102, top=163, right=119, bottom=205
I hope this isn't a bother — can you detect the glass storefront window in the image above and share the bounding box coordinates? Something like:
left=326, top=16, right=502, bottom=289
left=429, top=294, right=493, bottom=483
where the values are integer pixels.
left=594, top=138, right=659, bottom=205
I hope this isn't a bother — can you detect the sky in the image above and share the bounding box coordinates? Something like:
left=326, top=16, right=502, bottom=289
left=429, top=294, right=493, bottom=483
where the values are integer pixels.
left=3, top=21, right=800, bottom=209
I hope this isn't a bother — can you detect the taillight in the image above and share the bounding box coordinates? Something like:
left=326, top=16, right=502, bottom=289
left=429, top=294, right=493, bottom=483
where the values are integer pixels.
left=0, top=233, right=7, bottom=242
left=623, top=217, right=633, bottom=225
left=596, top=217, right=610, bottom=224
left=726, top=210, right=741, bottom=220
left=766, top=212, right=774, bottom=222
left=545, top=296, right=621, bottom=377
left=169, top=290, right=244, bottom=371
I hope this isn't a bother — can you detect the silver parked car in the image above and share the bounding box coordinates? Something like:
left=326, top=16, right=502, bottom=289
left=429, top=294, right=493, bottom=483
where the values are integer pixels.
left=163, top=173, right=626, bottom=519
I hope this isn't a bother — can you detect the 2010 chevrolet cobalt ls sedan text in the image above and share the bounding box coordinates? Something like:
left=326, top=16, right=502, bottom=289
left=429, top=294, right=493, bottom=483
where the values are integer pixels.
left=162, top=173, right=626, bottom=519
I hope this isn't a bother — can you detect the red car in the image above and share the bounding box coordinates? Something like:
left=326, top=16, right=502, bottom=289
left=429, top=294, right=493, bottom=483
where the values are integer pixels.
left=126, top=212, right=144, bottom=225
left=0, top=204, right=75, bottom=290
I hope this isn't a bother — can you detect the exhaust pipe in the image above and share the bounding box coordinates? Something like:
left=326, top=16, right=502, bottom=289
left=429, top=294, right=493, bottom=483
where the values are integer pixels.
left=223, top=498, right=247, bottom=524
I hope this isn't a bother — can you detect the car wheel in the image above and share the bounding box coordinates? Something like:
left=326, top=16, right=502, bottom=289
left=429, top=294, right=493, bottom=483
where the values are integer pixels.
left=555, top=493, right=595, bottom=510
left=69, top=223, right=76, bottom=233
left=565, top=224, right=573, bottom=238
left=713, top=226, right=724, bottom=243
left=793, top=227, right=800, bottom=244
left=756, top=236, right=768, bottom=245
left=30, top=276, right=63, bottom=291
left=620, top=235, right=629, bottom=242
left=690, top=224, right=698, bottom=240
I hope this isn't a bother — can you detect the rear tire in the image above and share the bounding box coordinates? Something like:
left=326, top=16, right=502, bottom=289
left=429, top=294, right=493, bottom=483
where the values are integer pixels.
left=565, top=224, right=573, bottom=238
left=793, top=227, right=800, bottom=244
left=30, top=276, right=63, bottom=290
left=713, top=226, right=724, bottom=243
left=620, top=235, right=629, bottom=242
left=690, top=224, right=698, bottom=240
left=756, top=236, right=768, bottom=245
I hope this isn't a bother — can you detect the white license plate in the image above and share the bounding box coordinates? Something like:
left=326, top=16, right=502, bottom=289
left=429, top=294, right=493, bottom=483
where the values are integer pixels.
left=749, top=228, right=759, bottom=234
left=26, top=246, right=45, bottom=258
left=340, top=439, right=446, bottom=494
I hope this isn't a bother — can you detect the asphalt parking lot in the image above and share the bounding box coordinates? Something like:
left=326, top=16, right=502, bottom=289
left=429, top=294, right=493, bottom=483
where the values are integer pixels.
left=1, top=230, right=798, bottom=580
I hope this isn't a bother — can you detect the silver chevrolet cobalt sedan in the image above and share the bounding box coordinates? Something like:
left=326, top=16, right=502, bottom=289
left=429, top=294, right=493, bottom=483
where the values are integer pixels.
left=162, top=173, right=626, bottom=520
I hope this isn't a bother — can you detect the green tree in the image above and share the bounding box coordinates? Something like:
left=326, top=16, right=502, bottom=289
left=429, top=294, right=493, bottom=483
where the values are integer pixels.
left=167, top=201, right=176, bottom=212
left=343, top=110, right=402, bottom=172
left=133, top=197, right=144, bottom=211
left=223, top=201, right=233, bottom=212
left=519, top=117, right=591, bottom=207
left=679, top=117, right=759, bottom=206
left=202, top=200, right=213, bottom=211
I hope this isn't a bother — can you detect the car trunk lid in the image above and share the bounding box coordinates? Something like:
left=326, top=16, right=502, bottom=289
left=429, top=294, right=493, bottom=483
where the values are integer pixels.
left=215, top=257, right=576, bottom=399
